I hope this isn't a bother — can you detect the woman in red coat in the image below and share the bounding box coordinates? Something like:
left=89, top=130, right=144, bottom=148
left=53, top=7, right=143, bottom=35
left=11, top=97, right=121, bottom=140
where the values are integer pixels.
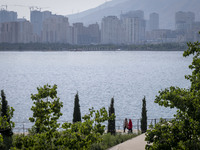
left=128, top=119, right=133, bottom=133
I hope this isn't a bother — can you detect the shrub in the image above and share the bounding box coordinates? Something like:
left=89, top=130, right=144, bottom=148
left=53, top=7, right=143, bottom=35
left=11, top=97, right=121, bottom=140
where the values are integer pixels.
left=90, top=133, right=138, bottom=150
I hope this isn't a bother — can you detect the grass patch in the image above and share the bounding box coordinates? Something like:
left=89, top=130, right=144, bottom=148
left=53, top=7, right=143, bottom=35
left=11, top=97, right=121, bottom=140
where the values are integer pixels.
left=89, top=133, right=139, bottom=150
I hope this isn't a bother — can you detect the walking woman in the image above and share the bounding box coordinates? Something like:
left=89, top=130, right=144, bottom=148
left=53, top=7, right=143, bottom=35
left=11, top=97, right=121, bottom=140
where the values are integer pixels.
left=128, top=119, right=133, bottom=133
left=123, top=118, right=128, bottom=132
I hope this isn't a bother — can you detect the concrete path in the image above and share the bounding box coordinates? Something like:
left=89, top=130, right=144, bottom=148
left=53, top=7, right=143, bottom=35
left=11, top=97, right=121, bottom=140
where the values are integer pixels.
left=108, top=133, right=147, bottom=150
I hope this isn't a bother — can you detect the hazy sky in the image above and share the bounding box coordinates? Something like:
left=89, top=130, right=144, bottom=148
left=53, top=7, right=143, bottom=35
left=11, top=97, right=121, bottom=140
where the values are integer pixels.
left=1, top=0, right=109, bottom=20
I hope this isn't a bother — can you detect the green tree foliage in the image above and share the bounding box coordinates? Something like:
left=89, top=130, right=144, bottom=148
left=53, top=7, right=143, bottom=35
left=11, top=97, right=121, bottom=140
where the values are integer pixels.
left=29, top=84, right=63, bottom=134
left=0, top=134, right=3, bottom=149
left=73, top=92, right=81, bottom=123
left=1, top=90, right=8, bottom=120
left=1, top=90, right=15, bottom=128
left=0, top=117, right=6, bottom=150
left=108, top=97, right=116, bottom=135
left=12, top=107, right=112, bottom=150
left=61, top=107, right=110, bottom=149
left=0, top=90, right=15, bottom=150
left=11, top=84, right=114, bottom=149
left=141, top=96, right=147, bottom=133
left=145, top=40, right=200, bottom=149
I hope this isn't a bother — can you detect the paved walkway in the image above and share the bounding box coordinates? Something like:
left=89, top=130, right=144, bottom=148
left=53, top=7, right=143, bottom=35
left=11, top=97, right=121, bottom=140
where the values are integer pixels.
left=108, top=133, right=147, bottom=150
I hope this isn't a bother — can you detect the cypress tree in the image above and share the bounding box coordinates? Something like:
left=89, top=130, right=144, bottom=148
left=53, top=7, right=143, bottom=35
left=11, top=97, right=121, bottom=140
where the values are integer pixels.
left=1, top=90, right=14, bottom=150
left=108, top=97, right=116, bottom=135
left=1, top=90, right=8, bottom=120
left=141, top=96, right=147, bottom=133
left=73, top=92, right=81, bottom=123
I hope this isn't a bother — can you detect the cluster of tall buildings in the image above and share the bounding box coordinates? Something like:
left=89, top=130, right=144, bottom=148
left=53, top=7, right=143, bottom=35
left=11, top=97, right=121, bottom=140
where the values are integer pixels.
left=0, top=9, right=199, bottom=44
left=101, top=10, right=146, bottom=44
left=145, top=11, right=200, bottom=43
left=174, top=11, right=200, bottom=42
left=0, top=9, right=101, bottom=44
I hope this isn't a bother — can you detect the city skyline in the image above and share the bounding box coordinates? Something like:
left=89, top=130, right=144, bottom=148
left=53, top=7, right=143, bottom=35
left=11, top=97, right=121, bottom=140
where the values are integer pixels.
left=0, top=0, right=109, bottom=20
left=0, top=8, right=199, bottom=44
left=1, top=0, right=200, bottom=30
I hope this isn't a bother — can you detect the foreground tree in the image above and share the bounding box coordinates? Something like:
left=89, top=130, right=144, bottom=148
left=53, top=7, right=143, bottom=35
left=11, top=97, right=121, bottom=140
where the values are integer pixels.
left=73, top=92, right=81, bottom=123
left=145, top=39, right=200, bottom=149
left=0, top=90, right=15, bottom=150
left=12, top=107, right=113, bottom=150
left=0, top=134, right=3, bottom=149
left=29, top=84, right=63, bottom=133
left=108, top=97, right=116, bottom=135
left=0, top=118, right=7, bottom=149
left=141, top=96, right=147, bottom=133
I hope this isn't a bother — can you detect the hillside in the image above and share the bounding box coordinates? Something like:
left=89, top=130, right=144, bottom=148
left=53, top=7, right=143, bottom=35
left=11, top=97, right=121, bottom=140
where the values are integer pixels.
left=67, top=0, right=200, bottom=29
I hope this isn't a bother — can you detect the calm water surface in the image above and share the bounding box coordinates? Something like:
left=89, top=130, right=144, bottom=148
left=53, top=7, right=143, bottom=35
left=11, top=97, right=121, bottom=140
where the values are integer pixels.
left=0, top=51, right=192, bottom=129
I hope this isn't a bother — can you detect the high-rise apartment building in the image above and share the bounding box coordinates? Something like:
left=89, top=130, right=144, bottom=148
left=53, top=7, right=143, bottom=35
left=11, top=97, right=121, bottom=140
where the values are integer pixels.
left=42, top=15, right=69, bottom=43
left=31, top=10, right=52, bottom=39
left=175, top=11, right=195, bottom=32
left=0, top=9, right=17, bottom=23
left=121, top=10, right=146, bottom=44
left=87, top=23, right=101, bottom=44
left=101, top=16, right=123, bottom=44
left=191, top=22, right=200, bottom=41
left=121, top=10, right=145, bottom=20
left=73, top=22, right=85, bottom=44
left=30, top=10, right=43, bottom=36
left=67, top=26, right=74, bottom=44
left=70, top=23, right=100, bottom=45
left=148, top=13, right=159, bottom=31
left=0, top=21, right=33, bottom=43
left=175, top=11, right=196, bottom=42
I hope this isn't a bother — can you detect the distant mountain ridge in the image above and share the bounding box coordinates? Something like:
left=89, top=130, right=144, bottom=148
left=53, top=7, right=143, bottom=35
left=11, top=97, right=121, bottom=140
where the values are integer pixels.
left=67, top=0, right=200, bottom=29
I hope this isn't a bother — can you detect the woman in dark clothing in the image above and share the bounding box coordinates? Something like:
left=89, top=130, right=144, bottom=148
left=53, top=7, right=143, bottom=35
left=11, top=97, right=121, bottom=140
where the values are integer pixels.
left=123, top=118, right=128, bottom=132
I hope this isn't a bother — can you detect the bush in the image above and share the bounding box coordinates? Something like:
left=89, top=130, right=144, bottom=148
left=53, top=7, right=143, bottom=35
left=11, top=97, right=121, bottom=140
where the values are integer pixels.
left=90, top=133, right=138, bottom=150
left=12, top=107, right=112, bottom=149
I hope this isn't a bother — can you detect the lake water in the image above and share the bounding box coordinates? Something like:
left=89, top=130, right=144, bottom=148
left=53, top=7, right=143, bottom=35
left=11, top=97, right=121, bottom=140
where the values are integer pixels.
left=0, top=51, right=192, bottom=130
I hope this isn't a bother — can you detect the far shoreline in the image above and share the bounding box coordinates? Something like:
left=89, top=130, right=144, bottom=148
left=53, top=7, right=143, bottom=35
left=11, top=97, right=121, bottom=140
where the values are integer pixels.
left=0, top=49, right=185, bottom=52
left=0, top=43, right=188, bottom=52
